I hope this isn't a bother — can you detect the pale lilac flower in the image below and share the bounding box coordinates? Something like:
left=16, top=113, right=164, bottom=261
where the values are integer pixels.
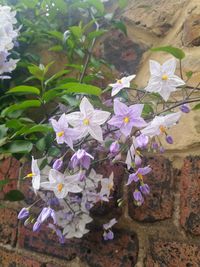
left=141, top=112, right=181, bottom=137
left=26, top=157, right=40, bottom=194
left=103, top=218, right=117, bottom=230
left=50, top=114, right=78, bottom=149
left=100, top=172, right=114, bottom=197
left=140, top=183, right=150, bottom=195
left=37, top=207, right=56, bottom=224
left=109, top=141, right=120, bottom=154
left=65, top=97, right=110, bottom=142
left=18, top=207, right=29, bottom=220
left=109, top=74, right=136, bottom=96
left=53, top=158, right=63, bottom=170
left=136, top=134, right=149, bottom=148
left=103, top=230, right=114, bottom=240
left=133, top=190, right=144, bottom=205
left=70, top=149, right=94, bottom=170
left=103, top=218, right=117, bottom=241
left=145, top=58, right=185, bottom=101
left=40, top=169, right=82, bottom=199
left=108, top=99, right=146, bottom=137
left=125, top=137, right=142, bottom=169
left=127, top=166, right=151, bottom=185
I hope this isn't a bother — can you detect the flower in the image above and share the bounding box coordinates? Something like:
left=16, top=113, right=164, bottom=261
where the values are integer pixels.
left=18, top=207, right=29, bottom=220
left=108, top=99, right=146, bottom=137
left=135, top=134, right=149, bottom=148
left=50, top=113, right=78, bottom=149
left=140, top=183, right=150, bottom=195
left=33, top=207, right=56, bottom=232
left=141, top=112, right=181, bottom=137
left=53, top=158, right=63, bottom=171
left=133, top=190, right=144, bottom=206
left=48, top=223, right=65, bottom=244
left=109, top=74, right=136, bottom=96
left=127, top=166, right=151, bottom=185
left=103, top=218, right=117, bottom=241
left=125, top=137, right=143, bottom=169
left=103, top=230, right=114, bottom=240
left=65, top=97, right=110, bottom=142
left=40, top=169, right=82, bottom=199
left=26, top=157, right=40, bottom=194
left=100, top=172, right=114, bottom=197
left=70, top=149, right=94, bottom=170
left=103, top=218, right=117, bottom=230
left=145, top=58, right=185, bottom=101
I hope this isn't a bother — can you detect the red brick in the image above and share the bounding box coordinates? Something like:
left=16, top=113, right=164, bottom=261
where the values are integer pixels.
left=18, top=223, right=138, bottom=266
left=0, top=208, right=18, bottom=246
left=145, top=240, right=200, bottom=267
left=0, top=157, right=20, bottom=198
left=0, top=247, right=44, bottom=267
left=180, top=156, right=200, bottom=235
left=128, top=156, right=175, bottom=222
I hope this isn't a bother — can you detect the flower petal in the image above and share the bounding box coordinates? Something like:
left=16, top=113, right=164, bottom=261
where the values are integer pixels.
left=149, top=60, right=161, bottom=76
left=92, top=110, right=110, bottom=125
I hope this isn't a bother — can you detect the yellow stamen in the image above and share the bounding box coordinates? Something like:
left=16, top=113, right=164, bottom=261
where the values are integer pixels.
left=57, top=131, right=64, bottom=137
left=123, top=116, right=130, bottom=124
left=159, top=125, right=166, bottom=133
left=138, top=173, right=143, bottom=180
left=117, top=79, right=122, bottom=84
left=27, top=173, right=35, bottom=178
left=108, top=182, right=114, bottom=190
left=162, top=74, right=168, bottom=81
left=57, top=183, right=64, bottom=192
left=83, top=118, right=89, bottom=125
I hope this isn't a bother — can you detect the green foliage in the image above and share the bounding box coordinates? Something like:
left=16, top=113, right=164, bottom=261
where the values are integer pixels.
left=4, top=190, right=25, bottom=201
left=151, top=46, right=185, bottom=60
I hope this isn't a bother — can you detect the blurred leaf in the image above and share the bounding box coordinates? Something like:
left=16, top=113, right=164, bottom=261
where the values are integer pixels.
left=0, top=124, right=8, bottom=139
left=69, top=26, right=82, bottom=39
left=0, top=140, right=33, bottom=154
left=48, top=147, right=60, bottom=157
left=112, top=20, right=127, bottom=35
left=0, top=179, right=9, bottom=186
left=55, top=82, right=102, bottom=95
left=6, top=119, right=24, bottom=130
left=142, top=104, right=154, bottom=116
left=22, top=125, right=52, bottom=135
left=28, top=65, right=44, bottom=81
left=88, top=30, right=107, bottom=39
left=40, top=158, right=48, bottom=170
left=151, top=46, right=185, bottom=60
left=45, top=70, right=71, bottom=86
left=4, top=190, right=25, bottom=202
left=186, top=71, right=193, bottom=78
left=87, top=0, right=104, bottom=14
left=48, top=30, right=64, bottom=41
left=0, top=138, right=8, bottom=147
left=118, top=0, right=128, bottom=8
left=3, top=100, right=41, bottom=115
left=49, top=45, right=63, bottom=52
left=36, top=137, right=46, bottom=152
left=193, top=103, right=200, bottom=110
left=7, top=86, right=40, bottom=95
left=42, top=90, right=65, bottom=102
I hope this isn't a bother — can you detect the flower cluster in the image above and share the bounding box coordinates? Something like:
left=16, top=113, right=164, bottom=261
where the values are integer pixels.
left=0, top=5, right=19, bottom=79
left=18, top=58, right=186, bottom=243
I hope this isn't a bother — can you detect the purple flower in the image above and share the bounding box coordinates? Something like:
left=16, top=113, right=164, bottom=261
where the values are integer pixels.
left=53, top=158, right=63, bottom=170
left=18, top=207, right=29, bottom=220
left=108, top=99, right=147, bottom=137
left=33, top=221, right=41, bottom=232
left=103, top=230, right=114, bottom=241
left=109, top=141, right=120, bottom=154
left=136, top=134, right=149, bottom=148
left=70, top=149, right=94, bottom=169
left=166, top=135, right=173, bottom=144
left=48, top=224, right=65, bottom=244
left=133, top=190, right=144, bottom=205
left=180, top=104, right=190, bottom=113
left=140, top=183, right=150, bottom=195
left=159, top=146, right=165, bottom=153
left=127, top=166, right=151, bottom=185
left=38, top=207, right=56, bottom=224
left=152, top=142, right=159, bottom=150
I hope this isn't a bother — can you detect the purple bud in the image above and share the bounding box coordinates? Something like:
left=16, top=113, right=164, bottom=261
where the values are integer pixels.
left=180, top=104, right=190, bottom=113
left=33, top=221, right=41, bottom=232
left=152, top=142, right=158, bottom=150
left=166, top=135, right=173, bottom=144
left=18, top=207, right=29, bottom=220
left=136, top=134, right=149, bottom=148
left=79, top=173, right=86, bottom=182
left=103, top=230, right=114, bottom=241
left=140, top=184, right=150, bottom=195
left=135, top=154, right=142, bottom=166
left=85, top=202, right=92, bottom=210
left=159, top=146, right=165, bottom=153
left=53, top=158, right=63, bottom=170
left=109, top=141, right=120, bottom=154
left=133, top=190, right=144, bottom=205
left=70, top=149, right=93, bottom=170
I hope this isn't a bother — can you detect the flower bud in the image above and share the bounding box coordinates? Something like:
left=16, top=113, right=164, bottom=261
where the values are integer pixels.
left=140, top=183, right=150, bottom=195
left=109, top=141, right=120, bottom=154
left=159, top=146, right=165, bottom=153
left=18, top=207, right=29, bottom=220
left=180, top=104, right=190, bottom=113
left=136, top=134, right=149, bottom=148
left=33, top=221, right=41, bottom=232
left=166, top=135, right=173, bottom=144
left=152, top=142, right=158, bottom=150
left=53, top=158, right=63, bottom=170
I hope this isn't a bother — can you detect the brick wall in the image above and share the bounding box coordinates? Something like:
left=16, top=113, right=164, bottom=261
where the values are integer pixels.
left=0, top=155, right=200, bottom=267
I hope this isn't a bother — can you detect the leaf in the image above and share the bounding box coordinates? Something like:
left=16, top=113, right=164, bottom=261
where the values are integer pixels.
left=49, top=45, right=63, bottom=52
left=193, top=103, right=200, bottom=110
left=36, top=137, right=46, bottom=152
left=0, top=138, right=8, bottom=147
left=6, top=119, right=24, bottom=130
left=28, top=65, right=44, bottom=80
left=3, top=100, right=41, bottom=115
left=55, top=82, right=102, bottom=96
left=186, top=71, right=193, bottom=78
left=22, top=125, right=52, bottom=135
left=4, top=190, right=25, bottom=202
left=7, top=86, right=40, bottom=95
left=142, top=104, right=154, bottom=116
left=69, top=26, right=82, bottom=39
left=45, top=70, right=71, bottom=86
left=42, top=90, right=65, bottom=103
left=151, top=46, right=185, bottom=60
left=0, top=179, right=9, bottom=186
left=118, top=0, right=128, bottom=9
left=87, top=0, right=104, bottom=14
left=48, top=30, right=64, bottom=41
left=0, top=140, right=33, bottom=154
left=48, top=147, right=60, bottom=157
left=0, top=124, right=8, bottom=139
left=88, top=30, right=107, bottom=40
left=112, top=20, right=127, bottom=35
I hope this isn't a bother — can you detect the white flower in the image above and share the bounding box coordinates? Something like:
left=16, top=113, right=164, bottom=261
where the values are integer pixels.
left=145, top=58, right=185, bottom=101
left=26, top=157, right=40, bottom=194
left=65, top=97, right=110, bottom=142
left=40, top=169, right=82, bottom=199
left=85, top=168, right=102, bottom=191
left=109, top=74, right=136, bottom=96
left=141, top=112, right=181, bottom=137
left=100, top=172, right=114, bottom=197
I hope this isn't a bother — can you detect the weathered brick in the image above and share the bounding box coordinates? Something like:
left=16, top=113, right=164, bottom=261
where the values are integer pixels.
left=18, top=223, right=138, bottom=266
left=180, top=156, right=200, bottom=235
left=145, top=240, right=200, bottom=267
left=128, top=156, right=175, bottom=222
left=0, top=208, right=18, bottom=246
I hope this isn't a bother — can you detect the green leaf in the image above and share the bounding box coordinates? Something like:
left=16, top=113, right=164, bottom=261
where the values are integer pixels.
left=45, top=70, right=71, bottom=86
left=3, top=100, right=41, bottom=115
left=151, top=46, right=185, bottom=60
left=87, top=0, right=104, bottom=14
left=118, top=0, right=128, bottom=9
left=48, top=147, right=60, bottom=157
left=193, top=103, right=200, bottom=110
left=36, top=137, right=46, bottom=152
left=0, top=137, right=8, bottom=147
left=0, top=124, right=8, bottom=139
left=7, top=86, right=40, bottom=95
left=28, top=65, right=44, bottom=81
left=6, top=119, right=24, bottom=130
left=4, top=190, right=25, bottom=202
left=88, top=30, right=107, bottom=40
left=48, top=30, right=64, bottom=41
left=0, top=140, right=33, bottom=154
left=49, top=45, right=63, bottom=52
left=22, top=125, right=52, bottom=135
left=55, top=82, right=102, bottom=96
left=42, top=90, right=65, bottom=102
left=142, top=104, right=154, bottom=116
left=186, top=71, right=193, bottom=78
left=112, top=20, right=127, bottom=35
left=69, top=26, right=82, bottom=39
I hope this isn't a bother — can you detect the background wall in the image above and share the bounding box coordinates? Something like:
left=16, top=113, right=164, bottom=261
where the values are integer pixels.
left=0, top=0, right=200, bottom=266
